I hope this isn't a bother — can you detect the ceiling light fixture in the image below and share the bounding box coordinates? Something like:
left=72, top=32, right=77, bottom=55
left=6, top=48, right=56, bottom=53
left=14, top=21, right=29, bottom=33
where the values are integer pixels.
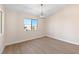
left=41, top=4, right=43, bottom=16
left=40, top=4, right=45, bottom=18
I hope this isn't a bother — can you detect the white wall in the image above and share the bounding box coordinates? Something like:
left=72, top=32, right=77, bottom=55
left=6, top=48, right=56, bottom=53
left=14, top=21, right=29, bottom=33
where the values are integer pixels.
left=46, top=5, right=79, bottom=45
left=5, top=10, right=45, bottom=45
left=0, top=5, right=5, bottom=53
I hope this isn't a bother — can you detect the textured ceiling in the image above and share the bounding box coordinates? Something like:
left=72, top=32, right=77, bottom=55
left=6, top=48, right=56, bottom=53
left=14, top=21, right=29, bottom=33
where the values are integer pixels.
left=4, top=4, right=67, bottom=18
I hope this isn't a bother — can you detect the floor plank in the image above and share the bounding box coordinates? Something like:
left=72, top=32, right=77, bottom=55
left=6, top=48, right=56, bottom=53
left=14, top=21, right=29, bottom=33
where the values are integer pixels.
left=3, top=36, right=79, bottom=54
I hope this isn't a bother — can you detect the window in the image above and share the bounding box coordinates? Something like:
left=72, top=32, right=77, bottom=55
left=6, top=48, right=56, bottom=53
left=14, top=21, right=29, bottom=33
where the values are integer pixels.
left=24, top=18, right=38, bottom=31
left=0, top=11, right=2, bottom=34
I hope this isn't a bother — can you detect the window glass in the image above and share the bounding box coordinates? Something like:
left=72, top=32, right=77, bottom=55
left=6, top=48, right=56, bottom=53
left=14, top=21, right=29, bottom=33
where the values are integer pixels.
left=24, top=19, right=31, bottom=31
left=32, top=19, right=38, bottom=30
left=24, top=18, right=38, bottom=31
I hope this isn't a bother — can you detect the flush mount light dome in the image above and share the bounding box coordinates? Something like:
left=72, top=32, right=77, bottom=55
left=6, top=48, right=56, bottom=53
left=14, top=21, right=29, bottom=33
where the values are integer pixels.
left=39, top=4, right=45, bottom=19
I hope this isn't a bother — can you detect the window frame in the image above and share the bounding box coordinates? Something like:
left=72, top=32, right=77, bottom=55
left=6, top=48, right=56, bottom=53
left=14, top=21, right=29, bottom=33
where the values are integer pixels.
left=24, top=18, right=38, bottom=31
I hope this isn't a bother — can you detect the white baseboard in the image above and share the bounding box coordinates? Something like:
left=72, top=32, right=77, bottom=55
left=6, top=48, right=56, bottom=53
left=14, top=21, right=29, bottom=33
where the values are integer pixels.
left=5, top=33, right=79, bottom=48
left=47, top=33, right=79, bottom=45
left=5, top=34, right=45, bottom=46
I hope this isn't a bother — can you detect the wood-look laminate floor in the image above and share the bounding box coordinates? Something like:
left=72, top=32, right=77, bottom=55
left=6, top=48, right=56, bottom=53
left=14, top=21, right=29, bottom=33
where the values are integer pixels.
left=3, top=36, right=79, bottom=54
